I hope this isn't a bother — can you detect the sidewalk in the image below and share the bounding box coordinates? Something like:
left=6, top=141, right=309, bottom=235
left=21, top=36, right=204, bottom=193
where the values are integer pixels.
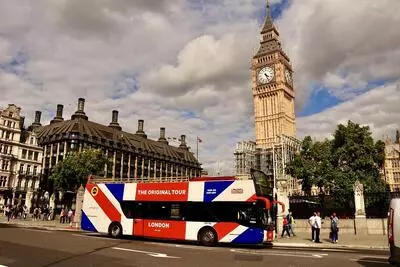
left=0, top=215, right=81, bottom=232
left=273, top=232, right=389, bottom=250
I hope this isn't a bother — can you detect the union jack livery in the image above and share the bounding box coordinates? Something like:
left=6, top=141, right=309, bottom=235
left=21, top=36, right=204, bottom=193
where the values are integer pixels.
left=82, top=171, right=283, bottom=246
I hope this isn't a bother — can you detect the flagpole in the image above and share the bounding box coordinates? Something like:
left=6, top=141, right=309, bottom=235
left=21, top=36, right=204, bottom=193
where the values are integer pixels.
left=196, top=136, right=199, bottom=160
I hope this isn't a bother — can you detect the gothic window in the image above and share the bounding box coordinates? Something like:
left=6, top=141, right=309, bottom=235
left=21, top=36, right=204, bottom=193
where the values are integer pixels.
left=5, top=131, right=10, bottom=139
left=28, top=150, right=33, bottom=160
left=34, top=151, right=39, bottom=161
left=30, top=137, right=34, bottom=144
left=7, top=121, right=12, bottom=127
left=20, top=164, right=24, bottom=173
left=33, top=166, right=37, bottom=175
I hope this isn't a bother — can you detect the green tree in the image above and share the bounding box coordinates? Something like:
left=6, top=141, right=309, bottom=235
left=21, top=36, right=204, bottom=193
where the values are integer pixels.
left=286, top=120, right=388, bottom=198
left=49, top=148, right=109, bottom=191
left=286, top=136, right=332, bottom=195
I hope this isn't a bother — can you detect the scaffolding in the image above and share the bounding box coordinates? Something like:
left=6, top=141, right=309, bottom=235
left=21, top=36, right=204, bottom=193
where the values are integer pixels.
left=234, top=141, right=257, bottom=179
left=272, top=135, right=301, bottom=193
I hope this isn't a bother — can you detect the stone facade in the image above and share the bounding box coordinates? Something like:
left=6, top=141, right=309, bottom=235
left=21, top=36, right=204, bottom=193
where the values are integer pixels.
left=384, top=131, right=400, bottom=191
left=0, top=104, right=43, bottom=207
left=34, top=98, right=202, bottom=194
left=251, top=2, right=296, bottom=150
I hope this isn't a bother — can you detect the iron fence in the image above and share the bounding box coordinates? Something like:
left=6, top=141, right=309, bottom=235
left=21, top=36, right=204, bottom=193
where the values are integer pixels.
left=289, top=191, right=400, bottom=219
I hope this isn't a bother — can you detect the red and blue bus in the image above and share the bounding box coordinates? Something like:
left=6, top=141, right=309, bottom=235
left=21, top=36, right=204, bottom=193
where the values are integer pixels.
left=81, top=170, right=283, bottom=246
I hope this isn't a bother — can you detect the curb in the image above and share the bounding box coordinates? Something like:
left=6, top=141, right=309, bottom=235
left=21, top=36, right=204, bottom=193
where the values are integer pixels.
left=1, top=222, right=82, bottom=232
left=273, top=242, right=389, bottom=251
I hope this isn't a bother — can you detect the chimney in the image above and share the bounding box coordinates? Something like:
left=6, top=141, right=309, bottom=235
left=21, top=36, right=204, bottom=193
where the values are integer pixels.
left=19, top=116, right=25, bottom=130
left=158, top=127, right=168, bottom=145
left=108, top=110, right=122, bottom=131
left=31, top=111, right=42, bottom=128
left=71, top=98, right=88, bottom=120
left=50, top=104, right=64, bottom=124
left=179, top=134, right=188, bottom=150
left=135, top=119, right=147, bottom=138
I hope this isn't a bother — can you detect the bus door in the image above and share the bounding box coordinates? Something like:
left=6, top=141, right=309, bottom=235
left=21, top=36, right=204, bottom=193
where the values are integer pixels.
left=143, top=203, right=186, bottom=240
left=132, top=202, right=144, bottom=236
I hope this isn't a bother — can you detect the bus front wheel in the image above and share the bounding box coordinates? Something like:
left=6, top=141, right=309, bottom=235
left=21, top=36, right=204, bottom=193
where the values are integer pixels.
left=198, top=228, right=217, bottom=246
left=108, top=222, right=123, bottom=238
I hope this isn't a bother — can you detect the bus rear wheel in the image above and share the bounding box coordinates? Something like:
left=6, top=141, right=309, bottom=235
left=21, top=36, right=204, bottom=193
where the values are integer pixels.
left=108, top=222, right=122, bottom=238
left=199, top=228, right=217, bottom=246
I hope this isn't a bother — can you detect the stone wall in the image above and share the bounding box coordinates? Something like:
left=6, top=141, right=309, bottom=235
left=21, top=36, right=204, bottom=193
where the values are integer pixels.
left=291, top=218, right=387, bottom=235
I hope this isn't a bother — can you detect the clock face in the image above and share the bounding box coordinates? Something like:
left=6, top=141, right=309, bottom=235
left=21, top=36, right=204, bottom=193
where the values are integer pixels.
left=285, top=69, right=292, bottom=84
left=258, top=66, right=274, bottom=84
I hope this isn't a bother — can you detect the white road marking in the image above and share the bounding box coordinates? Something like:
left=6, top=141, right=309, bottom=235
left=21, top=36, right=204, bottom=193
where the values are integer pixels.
left=112, top=247, right=181, bottom=259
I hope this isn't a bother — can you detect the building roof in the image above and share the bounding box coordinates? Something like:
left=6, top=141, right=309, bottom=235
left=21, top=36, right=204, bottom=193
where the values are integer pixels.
left=35, top=117, right=199, bottom=164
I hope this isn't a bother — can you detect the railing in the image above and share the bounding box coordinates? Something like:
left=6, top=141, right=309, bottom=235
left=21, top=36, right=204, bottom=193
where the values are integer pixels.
left=88, top=175, right=192, bottom=184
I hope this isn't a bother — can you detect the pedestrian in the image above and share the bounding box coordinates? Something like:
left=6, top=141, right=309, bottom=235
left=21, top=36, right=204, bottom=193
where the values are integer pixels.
left=286, top=210, right=296, bottom=236
left=5, top=205, right=10, bottom=222
left=330, top=213, right=339, bottom=243
left=314, top=211, right=322, bottom=243
left=281, top=215, right=291, bottom=238
left=67, top=209, right=73, bottom=224
left=60, top=208, right=65, bottom=223
left=308, top=212, right=317, bottom=242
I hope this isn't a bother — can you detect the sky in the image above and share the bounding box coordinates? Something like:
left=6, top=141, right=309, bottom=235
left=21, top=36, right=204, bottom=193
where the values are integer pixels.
left=1, top=0, right=400, bottom=175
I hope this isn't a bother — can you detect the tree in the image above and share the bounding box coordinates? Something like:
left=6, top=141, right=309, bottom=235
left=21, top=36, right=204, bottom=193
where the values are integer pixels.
left=286, top=120, right=388, bottom=198
left=49, top=148, right=109, bottom=191
left=286, top=136, right=332, bottom=195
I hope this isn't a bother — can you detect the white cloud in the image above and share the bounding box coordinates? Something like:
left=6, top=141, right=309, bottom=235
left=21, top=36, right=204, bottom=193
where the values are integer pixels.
left=277, top=0, right=400, bottom=105
left=0, top=0, right=399, bottom=176
left=298, top=81, right=400, bottom=141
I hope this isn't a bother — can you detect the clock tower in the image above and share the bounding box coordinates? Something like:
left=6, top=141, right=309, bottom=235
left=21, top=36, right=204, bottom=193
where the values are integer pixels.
left=252, top=0, right=296, bottom=149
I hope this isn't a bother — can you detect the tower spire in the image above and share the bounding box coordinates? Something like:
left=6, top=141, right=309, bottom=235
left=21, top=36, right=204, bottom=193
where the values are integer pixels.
left=261, top=0, right=274, bottom=33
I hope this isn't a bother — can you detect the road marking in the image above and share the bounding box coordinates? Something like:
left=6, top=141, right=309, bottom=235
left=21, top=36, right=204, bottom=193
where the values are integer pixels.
left=112, top=247, right=181, bottom=259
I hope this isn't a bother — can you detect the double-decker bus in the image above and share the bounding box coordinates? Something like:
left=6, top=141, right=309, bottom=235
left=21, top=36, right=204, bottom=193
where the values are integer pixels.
left=81, top=169, right=284, bottom=246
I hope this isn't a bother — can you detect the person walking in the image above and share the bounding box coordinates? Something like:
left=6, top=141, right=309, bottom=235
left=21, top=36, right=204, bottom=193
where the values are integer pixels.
left=286, top=210, right=296, bottom=236
left=308, top=212, right=317, bottom=242
left=330, top=213, right=339, bottom=243
left=314, top=211, right=322, bottom=243
left=281, top=215, right=291, bottom=238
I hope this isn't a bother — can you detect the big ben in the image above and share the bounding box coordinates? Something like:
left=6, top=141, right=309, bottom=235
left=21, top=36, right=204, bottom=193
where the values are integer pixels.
left=252, top=0, right=296, bottom=149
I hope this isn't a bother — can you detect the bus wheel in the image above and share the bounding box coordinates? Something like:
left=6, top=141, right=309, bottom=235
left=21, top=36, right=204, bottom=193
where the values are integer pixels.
left=108, top=222, right=122, bottom=238
left=199, top=228, right=217, bottom=246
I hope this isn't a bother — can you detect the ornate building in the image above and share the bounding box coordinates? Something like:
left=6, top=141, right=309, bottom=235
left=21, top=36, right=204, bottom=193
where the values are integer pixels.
left=252, top=1, right=296, bottom=149
left=384, top=130, right=400, bottom=191
left=35, top=98, right=202, bottom=193
left=0, top=104, right=43, bottom=207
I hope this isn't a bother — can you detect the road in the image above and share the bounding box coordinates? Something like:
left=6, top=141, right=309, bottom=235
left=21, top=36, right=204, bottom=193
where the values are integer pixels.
left=0, top=224, right=391, bottom=267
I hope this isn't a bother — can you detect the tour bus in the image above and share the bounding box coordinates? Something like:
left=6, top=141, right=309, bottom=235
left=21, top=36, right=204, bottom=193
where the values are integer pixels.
left=81, top=169, right=284, bottom=246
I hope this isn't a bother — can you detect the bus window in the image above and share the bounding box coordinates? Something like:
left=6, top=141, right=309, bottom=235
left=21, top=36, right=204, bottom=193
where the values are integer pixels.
left=121, top=201, right=143, bottom=219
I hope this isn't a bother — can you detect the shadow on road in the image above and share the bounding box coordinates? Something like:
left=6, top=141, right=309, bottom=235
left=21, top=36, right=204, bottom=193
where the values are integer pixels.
left=355, top=257, right=390, bottom=267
